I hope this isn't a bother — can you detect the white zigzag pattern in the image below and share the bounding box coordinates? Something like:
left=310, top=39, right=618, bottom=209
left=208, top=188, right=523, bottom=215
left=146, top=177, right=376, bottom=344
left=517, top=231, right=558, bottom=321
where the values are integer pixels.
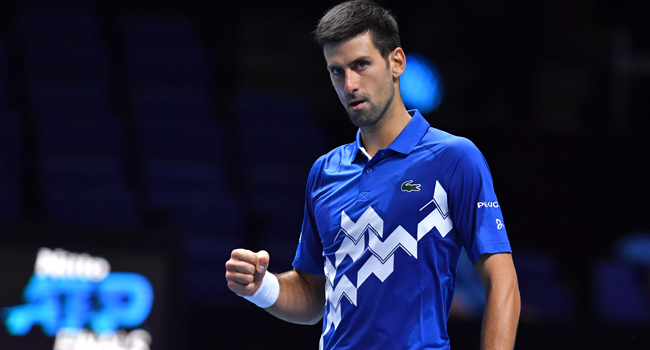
left=322, top=181, right=453, bottom=337
left=322, top=294, right=342, bottom=340
left=335, top=207, right=383, bottom=267
left=357, top=254, right=394, bottom=288
left=324, top=258, right=357, bottom=309
left=417, top=181, right=453, bottom=239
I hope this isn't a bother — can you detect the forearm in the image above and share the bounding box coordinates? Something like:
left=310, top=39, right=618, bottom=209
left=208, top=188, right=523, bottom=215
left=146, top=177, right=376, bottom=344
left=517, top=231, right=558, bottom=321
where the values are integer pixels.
left=265, top=269, right=325, bottom=325
left=480, top=279, right=520, bottom=350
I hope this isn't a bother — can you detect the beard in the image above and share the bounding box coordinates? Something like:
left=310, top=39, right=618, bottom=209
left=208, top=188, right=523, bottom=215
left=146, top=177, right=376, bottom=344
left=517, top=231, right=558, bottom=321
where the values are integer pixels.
left=346, top=82, right=395, bottom=129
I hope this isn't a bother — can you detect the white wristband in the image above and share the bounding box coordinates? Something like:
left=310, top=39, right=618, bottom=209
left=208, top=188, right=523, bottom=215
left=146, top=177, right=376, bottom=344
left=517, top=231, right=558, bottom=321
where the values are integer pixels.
left=243, top=271, right=280, bottom=308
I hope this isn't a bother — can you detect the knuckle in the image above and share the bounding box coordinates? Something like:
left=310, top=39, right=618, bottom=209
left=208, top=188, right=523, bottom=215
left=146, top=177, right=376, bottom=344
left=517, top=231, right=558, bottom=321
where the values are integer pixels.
left=227, top=282, right=243, bottom=294
left=232, top=248, right=248, bottom=259
left=241, top=274, right=254, bottom=284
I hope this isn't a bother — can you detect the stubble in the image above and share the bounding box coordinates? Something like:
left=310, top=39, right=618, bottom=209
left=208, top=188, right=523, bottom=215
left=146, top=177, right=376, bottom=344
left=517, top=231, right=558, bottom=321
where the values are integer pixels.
left=346, top=76, right=395, bottom=131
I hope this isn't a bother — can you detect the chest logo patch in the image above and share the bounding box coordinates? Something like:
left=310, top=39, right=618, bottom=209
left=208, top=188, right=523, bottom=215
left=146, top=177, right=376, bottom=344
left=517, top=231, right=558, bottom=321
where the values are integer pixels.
left=401, top=180, right=421, bottom=192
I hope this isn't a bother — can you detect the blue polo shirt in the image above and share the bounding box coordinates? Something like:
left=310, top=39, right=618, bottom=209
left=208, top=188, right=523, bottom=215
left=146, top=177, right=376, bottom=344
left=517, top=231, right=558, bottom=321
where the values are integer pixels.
left=293, top=110, right=511, bottom=350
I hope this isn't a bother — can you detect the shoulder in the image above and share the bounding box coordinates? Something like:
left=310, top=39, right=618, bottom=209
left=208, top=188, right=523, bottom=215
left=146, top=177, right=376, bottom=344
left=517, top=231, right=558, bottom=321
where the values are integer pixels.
left=312, top=142, right=355, bottom=171
left=306, top=142, right=357, bottom=188
left=420, top=127, right=483, bottom=162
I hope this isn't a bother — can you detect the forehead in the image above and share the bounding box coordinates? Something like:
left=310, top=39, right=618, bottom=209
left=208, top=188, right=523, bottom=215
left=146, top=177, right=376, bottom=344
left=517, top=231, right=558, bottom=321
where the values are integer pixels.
left=323, top=32, right=382, bottom=65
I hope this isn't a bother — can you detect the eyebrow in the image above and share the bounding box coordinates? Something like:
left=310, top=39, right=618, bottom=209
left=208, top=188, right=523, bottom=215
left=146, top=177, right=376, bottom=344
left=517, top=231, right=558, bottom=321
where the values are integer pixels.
left=327, top=56, right=372, bottom=71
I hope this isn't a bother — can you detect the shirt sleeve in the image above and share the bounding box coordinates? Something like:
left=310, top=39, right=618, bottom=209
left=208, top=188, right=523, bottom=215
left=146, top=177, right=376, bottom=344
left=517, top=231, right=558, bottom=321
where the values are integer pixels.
left=292, top=157, right=326, bottom=275
left=439, top=137, right=512, bottom=264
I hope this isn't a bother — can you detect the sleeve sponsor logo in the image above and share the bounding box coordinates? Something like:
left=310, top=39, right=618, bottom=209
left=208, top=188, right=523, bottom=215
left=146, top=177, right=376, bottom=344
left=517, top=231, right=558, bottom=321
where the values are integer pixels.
left=477, top=201, right=499, bottom=208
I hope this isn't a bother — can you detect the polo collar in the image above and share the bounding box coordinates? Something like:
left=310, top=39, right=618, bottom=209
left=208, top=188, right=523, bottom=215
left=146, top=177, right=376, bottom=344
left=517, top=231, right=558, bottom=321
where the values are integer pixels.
left=350, top=110, right=429, bottom=163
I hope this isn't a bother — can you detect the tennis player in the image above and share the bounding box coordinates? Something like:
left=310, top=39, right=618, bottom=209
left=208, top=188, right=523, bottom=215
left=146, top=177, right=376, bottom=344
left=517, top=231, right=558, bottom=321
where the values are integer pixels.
left=225, top=1, right=520, bottom=349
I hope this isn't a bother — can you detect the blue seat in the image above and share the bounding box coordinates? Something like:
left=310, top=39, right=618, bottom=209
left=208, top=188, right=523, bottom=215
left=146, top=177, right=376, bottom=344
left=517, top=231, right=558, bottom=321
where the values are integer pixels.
left=174, top=196, right=242, bottom=237
left=593, top=260, right=650, bottom=324
left=39, top=155, right=140, bottom=226
left=29, top=85, right=114, bottom=121
left=255, top=227, right=302, bottom=273
left=133, top=89, right=226, bottom=162
left=35, top=116, right=125, bottom=158
left=30, top=86, right=125, bottom=158
left=144, top=164, right=241, bottom=235
left=513, top=253, right=575, bottom=320
left=24, top=41, right=110, bottom=87
left=0, top=110, right=23, bottom=222
left=120, top=16, right=209, bottom=88
left=149, top=188, right=244, bottom=304
left=0, top=160, right=22, bottom=223
left=132, top=88, right=216, bottom=121
left=0, top=109, right=21, bottom=169
left=29, top=84, right=137, bottom=227
left=16, top=0, right=102, bottom=12
left=184, top=235, right=247, bottom=305
left=16, top=11, right=109, bottom=86
left=233, top=93, right=326, bottom=244
left=0, top=37, right=8, bottom=97
left=249, top=173, right=305, bottom=227
left=40, top=155, right=125, bottom=189
left=15, top=11, right=99, bottom=43
left=234, top=93, right=326, bottom=165
left=45, top=185, right=141, bottom=227
left=144, top=161, right=225, bottom=200
left=120, top=15, right=196, bottom=44
left=27, top=84, right=136, bottom=226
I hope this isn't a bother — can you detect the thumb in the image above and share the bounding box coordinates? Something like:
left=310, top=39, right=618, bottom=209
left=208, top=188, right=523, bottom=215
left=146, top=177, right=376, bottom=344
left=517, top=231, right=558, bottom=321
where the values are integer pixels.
left=255, top=250, right=270, bottom=274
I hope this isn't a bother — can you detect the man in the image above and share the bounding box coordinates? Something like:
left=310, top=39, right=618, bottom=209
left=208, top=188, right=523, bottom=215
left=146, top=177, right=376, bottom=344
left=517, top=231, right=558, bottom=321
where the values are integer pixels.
left=225, top=1, right=520, bottom=349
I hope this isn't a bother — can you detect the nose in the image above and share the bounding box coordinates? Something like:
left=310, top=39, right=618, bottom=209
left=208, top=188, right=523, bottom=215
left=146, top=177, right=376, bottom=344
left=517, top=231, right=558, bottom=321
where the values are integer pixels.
left=343, top=69, right=359, bottom=94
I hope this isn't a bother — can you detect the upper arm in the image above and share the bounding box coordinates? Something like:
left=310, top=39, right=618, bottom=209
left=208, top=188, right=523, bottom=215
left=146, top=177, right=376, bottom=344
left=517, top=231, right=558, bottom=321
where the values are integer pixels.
left=295, top=268, right=326, bottom=294
left=439, top=138, right=512, bottom=264
left=475, top=253, right=518, bottom=292
left=295, top=268, right=327, bottom=323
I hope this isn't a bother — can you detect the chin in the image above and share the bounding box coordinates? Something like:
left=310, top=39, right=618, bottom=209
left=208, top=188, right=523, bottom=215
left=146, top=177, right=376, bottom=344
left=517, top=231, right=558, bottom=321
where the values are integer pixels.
left=348, top=112, right=380, bottom=129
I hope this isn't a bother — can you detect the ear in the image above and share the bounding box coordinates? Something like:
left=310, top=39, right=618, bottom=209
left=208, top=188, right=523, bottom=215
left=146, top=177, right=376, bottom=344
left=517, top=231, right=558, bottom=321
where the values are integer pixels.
left=389, top=47, right=406, bottom=79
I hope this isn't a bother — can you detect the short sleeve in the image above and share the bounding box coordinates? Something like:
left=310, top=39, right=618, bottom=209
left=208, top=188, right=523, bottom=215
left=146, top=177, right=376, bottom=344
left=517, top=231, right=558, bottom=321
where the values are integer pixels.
left=440, top=138, right=512, bottom=264
left=292, top=158, right=326, bottom=275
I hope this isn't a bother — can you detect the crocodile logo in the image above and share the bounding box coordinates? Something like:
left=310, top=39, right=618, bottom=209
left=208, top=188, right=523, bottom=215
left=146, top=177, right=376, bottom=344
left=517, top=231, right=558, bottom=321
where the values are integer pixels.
left=401, top=180, right=421, bottom=192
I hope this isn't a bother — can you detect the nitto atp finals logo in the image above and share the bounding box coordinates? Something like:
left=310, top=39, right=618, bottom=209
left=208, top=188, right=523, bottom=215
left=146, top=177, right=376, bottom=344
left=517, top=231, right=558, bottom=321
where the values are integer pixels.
left=1, top=248, right=154, bottom=350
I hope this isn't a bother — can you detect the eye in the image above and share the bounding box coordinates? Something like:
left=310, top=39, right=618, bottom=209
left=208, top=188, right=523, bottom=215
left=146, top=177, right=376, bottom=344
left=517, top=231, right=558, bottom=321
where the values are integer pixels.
left=357, top=61, right=368, bottom=69
left=331, top=67, right=344, bottom=75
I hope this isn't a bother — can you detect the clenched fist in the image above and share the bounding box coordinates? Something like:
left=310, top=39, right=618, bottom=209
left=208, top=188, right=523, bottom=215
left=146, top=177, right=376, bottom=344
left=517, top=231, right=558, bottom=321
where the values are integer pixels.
left=225, top=249, right=270, bottom=296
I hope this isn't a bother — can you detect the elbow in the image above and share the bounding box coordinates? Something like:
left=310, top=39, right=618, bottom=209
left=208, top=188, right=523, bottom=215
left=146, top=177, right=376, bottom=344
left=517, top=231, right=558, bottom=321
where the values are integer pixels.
left=303, top=303, right=325, bottom=325
left=501, top=277, right=521, bottom=316
left=486, top=275, right=520, bottom=307
left=286, top=301, right=325, bottom=326
left=290, top=313, right=323, bottom=326
left=303, top=315, right=324, bottom=326
left=510, top=277, right=521, bottom=303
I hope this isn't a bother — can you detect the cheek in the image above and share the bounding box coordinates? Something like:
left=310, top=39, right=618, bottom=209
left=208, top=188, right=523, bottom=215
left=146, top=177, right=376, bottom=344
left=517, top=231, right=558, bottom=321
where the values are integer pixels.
left=332, top=82, right=345, bottom=98
left=378, top=71, right=394, bottom=95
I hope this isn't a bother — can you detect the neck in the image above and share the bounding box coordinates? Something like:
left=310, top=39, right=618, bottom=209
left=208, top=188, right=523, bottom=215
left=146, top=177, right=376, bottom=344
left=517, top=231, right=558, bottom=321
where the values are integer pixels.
left=360, top=100, right=412, bottom=158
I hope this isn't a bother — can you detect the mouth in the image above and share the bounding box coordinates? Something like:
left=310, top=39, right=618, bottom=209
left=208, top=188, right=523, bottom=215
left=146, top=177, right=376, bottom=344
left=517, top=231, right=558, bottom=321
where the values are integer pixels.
left=349, top=99, right=365, bottom=111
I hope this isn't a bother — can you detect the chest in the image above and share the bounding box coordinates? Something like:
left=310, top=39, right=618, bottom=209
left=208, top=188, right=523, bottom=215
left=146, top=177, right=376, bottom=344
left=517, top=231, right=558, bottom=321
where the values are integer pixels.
left=312, top=152, right=453, bottom=257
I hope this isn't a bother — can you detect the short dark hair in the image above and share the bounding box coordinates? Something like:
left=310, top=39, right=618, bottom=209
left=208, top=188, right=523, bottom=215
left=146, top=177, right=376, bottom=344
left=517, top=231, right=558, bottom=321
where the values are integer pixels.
left=314, top=0, right=401, bottom=58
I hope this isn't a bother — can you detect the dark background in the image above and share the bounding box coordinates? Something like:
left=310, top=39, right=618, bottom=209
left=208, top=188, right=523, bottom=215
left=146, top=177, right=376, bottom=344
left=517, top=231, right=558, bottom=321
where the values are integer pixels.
left=0, top=0, right=649, bottom=349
